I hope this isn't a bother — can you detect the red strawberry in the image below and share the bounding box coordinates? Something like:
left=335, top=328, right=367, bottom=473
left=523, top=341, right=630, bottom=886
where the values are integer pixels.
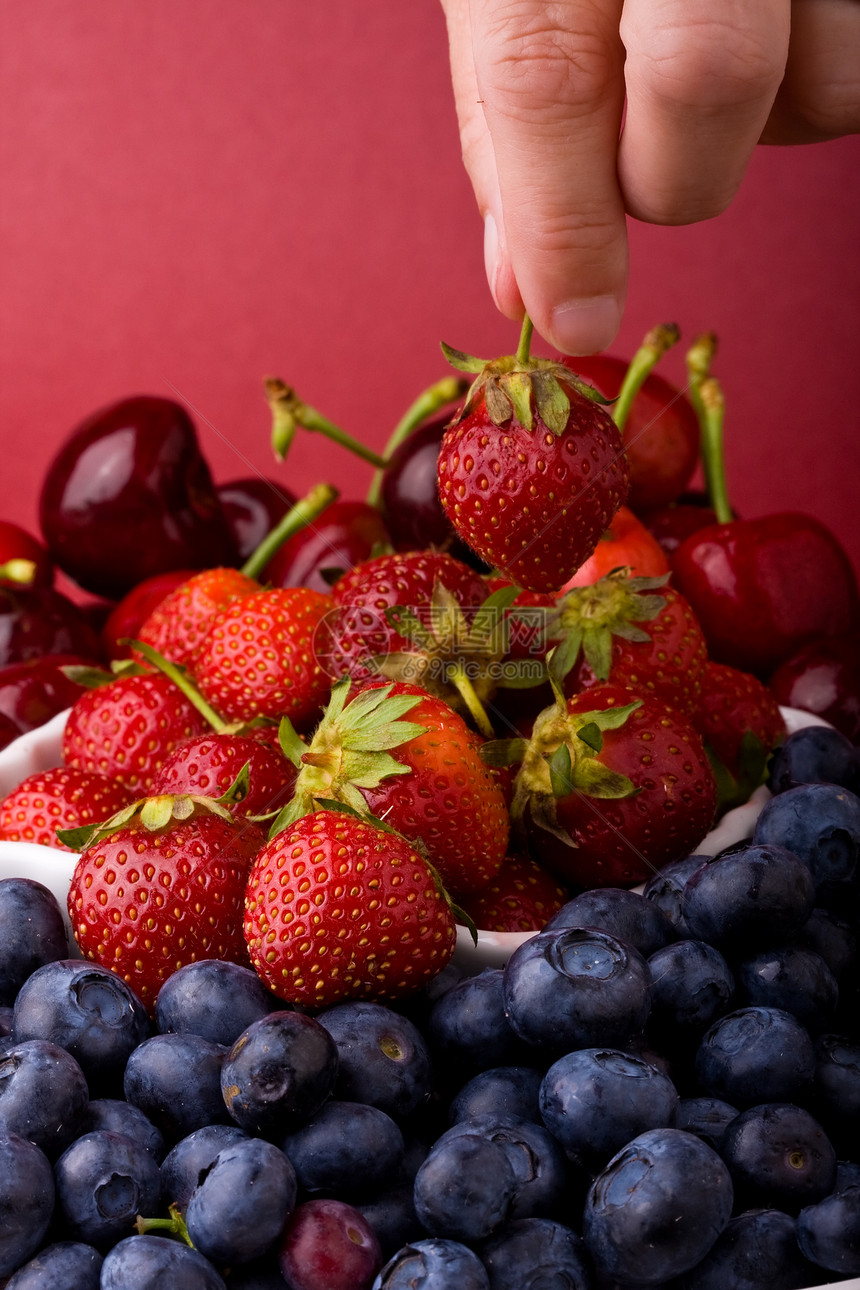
left=150, top=732, right=297, bottom=818
left=496, top=678, right=717, bottom=889
left=275, top=678, right=510, bottom=895
left=135, top=566, right=260, bottom=667
left=243, top=808, right=457, bottom=1007
left=694, top=660, right=787, bottom=808
left=436, top=321, right=629, bottom=592
left=62, top=671, right=209, bottom=795
left=191, top=587, right=333, bottom=728
left=457, top=853, right=569, bottom=933
left=0, top=766, right=133, bottom=850
left=554, top=569, right=709, bottom=716
left=67, top=796, right=266, bottom=1008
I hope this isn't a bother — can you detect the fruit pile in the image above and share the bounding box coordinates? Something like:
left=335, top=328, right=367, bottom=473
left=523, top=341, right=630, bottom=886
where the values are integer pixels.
left=0, top=320, right=859, bottom=1286
left=1, top=725, right=860, bottom=1287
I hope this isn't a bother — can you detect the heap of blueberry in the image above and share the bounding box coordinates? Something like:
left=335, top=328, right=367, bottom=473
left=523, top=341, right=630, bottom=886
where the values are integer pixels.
left=0, top=724, right=858, bottom=1288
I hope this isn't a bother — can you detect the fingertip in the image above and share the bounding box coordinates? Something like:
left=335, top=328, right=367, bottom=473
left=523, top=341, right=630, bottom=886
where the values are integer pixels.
left=545, top=295, right=623, bottom=356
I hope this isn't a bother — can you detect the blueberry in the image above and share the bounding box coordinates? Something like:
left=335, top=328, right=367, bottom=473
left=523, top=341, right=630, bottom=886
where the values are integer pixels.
left=154, top=959, right=282, bottom=1047
left=123, top=1032, right=229, bottom=1142
left=794, top=907, right=857, bottom=981
left=695, top=1007, right=816, bottom=1107
left=835, top=1160, right=860, bottom=1192
left=479, top=1217, right=591, bottom=1290
left=448, top=1066, right=544, bottom=1126
left=317, top=1001, right=434, bottom=1118
left=0, top=1132, right=55, bottom=1278
left=413, top=1132, right=518, bottom=1243
left=185, top=1136, right=297, bottom=1266
left=53, top=1128, right=162, bottom=1249
left=4, top=1241, right=103, bottom=1290
left=797, top=1185, right=860, bottom=1275
left=769, top=725, right=860, bottom=794
left=669, top=1207, right=818, bottom=1290
left=583, top=1128, right=733, bottom=1286
left=160, top=1123, right=250, bottom=1211
left=682, top=845, right=816, bottom=952
left=0, top=1037, right=89, bottom=1157
left=78, top=1098, right=166, bottom=1163
left=221, top=1011, right=338, bottom=1136
left=543, top=887, right=674, bottom=957
left=282, top=1100, right=405, bottom=1196
left=642, top=853, right=709, bottom=937
left=735, top=945, right=838, bottom=1031
left=12, top=960, right=149, bottom=1092
left=372, top=1238, right=489, bottom=1289
left=720, top=1103, right=837, bottom=1213
left=674, top=1097, right=739, bottom=1152
left=99, top=1234, right=227, bottom=1289
left=539, top=1047, right=678, bottom=1169
left=0, top=879, right=68, bottom=1006
left=503, top=928, right=651, bottom=1053
left=0, top=1004, right=13, bottom=1036
left=427, top=969, right=530, bottom=1076
left=439, top=1116, right=570, bottom=1221
left=353, top=1184, right=426, bottom=1262
left=222, top=1256, right=290, bottom=1288
left=753, top=782, right=860, bottom=894
left=813, top=1033, right=860, bottom=1143
left=647, top=939, right=735, bottom=1036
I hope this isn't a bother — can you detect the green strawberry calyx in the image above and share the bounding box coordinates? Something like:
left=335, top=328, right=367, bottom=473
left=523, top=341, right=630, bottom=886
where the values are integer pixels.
left=548, top=567, right=670, bottom=682
left=441, top=315, right=612, bottom=437
left=265, top=678, right=429, bottom=839
left=377, top=580, right=521, bottom=737
left=56, top=787, right=242, bottom=853
left=481, top=649, right=641, bottom=846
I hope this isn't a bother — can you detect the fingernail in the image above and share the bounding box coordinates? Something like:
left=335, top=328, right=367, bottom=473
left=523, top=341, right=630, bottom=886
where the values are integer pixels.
left=483, top=212, right=502, bottom=309
left=549, top=297, right=622, bottom=356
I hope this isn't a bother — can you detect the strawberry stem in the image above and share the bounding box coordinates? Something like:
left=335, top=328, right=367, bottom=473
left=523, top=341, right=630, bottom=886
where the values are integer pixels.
left=266, top=378, right=388, bottom=468
left=610, top=323, right=680, bottom=432
left=515, top=315, right=534, bottom=366
left=696, top=377, right=733, bottom=525
left=241, top=481, right=338, bottom=581
left=445, top=664, right=495, bottom=739
left=365, top=375, right=468, bottom=508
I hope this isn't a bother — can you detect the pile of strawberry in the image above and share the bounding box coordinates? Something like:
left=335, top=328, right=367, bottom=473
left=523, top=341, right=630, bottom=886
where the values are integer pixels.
left=1, top=318, right=858, bottom=1015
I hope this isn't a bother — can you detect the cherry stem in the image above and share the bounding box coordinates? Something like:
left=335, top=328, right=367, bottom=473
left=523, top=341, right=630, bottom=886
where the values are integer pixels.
left=610, top=323, right=680, bottom=432
left=684, top=334, right=731, bottom=522
left=135, top=1204, right=193, bottom=1247
left=445, top=664, right=495, bottom=739
left=266, top=378, right=387, bottom=468
left=365, top=375, right=468, bottom=508
left=241, top=481, right=338, bottom=581
left=0, top=558, right=37, bottom=585
left=516, top=315, right=534, bottom=366
left=696, top=377, right=733, bottom=524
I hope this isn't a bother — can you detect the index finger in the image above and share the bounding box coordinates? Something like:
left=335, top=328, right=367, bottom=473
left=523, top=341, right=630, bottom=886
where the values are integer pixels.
left=470, top=0, right=628, bottom=354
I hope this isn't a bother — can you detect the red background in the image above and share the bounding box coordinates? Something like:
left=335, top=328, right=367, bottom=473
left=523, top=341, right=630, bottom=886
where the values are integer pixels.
left=1, top=2, right=859, bottom=584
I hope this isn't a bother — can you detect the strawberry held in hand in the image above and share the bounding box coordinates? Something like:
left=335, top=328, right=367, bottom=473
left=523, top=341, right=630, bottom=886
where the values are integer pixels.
left=243, top=808, right=457, bottom=1007
left=66, top=794, right=267, bottom=1008
left=437, top=318, right=629, bottom=592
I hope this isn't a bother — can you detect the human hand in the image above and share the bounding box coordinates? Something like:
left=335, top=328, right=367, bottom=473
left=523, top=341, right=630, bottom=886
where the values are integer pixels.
left=440, top=0, right=860, bottom=354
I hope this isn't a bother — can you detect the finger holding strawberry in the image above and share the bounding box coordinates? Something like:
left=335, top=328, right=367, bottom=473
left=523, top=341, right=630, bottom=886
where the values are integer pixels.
left=436, top=317, right=630, bottom=593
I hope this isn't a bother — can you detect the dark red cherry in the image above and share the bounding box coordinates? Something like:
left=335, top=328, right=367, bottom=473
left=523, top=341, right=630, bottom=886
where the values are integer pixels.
left=379, top=412, right=486, bottom=568
left=39, top=395, right=238, bottom=599
left=263, top=500, right=390, bottom=594
left=672, top=512, right=860, bottom=678
left=0, top=710, right=18, bottom=751
left=0, top=584, right=103, bottom=667
left=217, top=476, right=297, bottom=564
left=563, top=354, right=700, bottom=511
left=0, top=520, right=54, bottom=588
left=639, top=491, right=721, bottom=563
left=0, top=653, right=95, bottom=736
left=769, top=632, right=860, bottom=742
